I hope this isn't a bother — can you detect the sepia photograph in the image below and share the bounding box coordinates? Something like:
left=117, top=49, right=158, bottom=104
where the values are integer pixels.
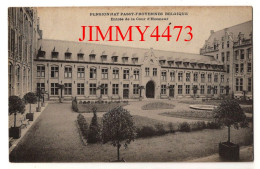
left=8, top=6, right=253, bottom=163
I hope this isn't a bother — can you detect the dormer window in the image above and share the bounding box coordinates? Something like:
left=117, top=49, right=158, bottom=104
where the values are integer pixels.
left=37, top=46, right=46, bottom=59
left=159, top=60, right=166, bottom=65
left=89, top=50, right=96, bottom=61
left=65, top=48, right=72, bottom=60
left=132, top=57, right=138, bottom=64
left=51, top=47, right=59, bottom=59
left=183, top=61, right=189, bottom=67
left=112, top=56, right=118, bottom=62
left=122, top=57, right=128, bottom=63
left=168, top=61, right=174, bottom=66
left=101, top=51, right=107, bottom=62
left=77, top=49, right=84, bottom=61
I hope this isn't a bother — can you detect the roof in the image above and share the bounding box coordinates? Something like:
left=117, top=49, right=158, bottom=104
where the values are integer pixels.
left=203, top=20, right=252, bottom=48
left=38, top=39, right=220, bottom=64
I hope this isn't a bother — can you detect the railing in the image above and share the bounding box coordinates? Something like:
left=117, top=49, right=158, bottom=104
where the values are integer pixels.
left=234, top=39, right=252, bottom=48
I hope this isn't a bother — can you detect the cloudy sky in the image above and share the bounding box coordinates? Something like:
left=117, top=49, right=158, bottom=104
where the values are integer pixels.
left=37, top=7, right=252, bottom=54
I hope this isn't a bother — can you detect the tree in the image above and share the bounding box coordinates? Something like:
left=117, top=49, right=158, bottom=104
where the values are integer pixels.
left=192, top=85, right=199, bottom=99
left=9, top=96, right=25, bottom=127
left=214, top=99, right=248, bottom=143
left=102, top=106, right=136, bottom=161
left=23, top=92, right=37, bottom=113
left=87, top=107, right=101, bottom=143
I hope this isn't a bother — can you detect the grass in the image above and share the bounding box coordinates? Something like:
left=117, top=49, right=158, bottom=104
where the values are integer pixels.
left=78, top=102, right=128, bottom=113
left=160, top=110, right=214, bottom=120
left=178, top=100, right=221, bottom=106
left=142, top=102, right=175, bottom=110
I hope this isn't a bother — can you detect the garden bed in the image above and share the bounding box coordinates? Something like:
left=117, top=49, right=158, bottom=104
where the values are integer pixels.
left=160, top=111, right=214, bottom=120
left=141, top=102, right=175, bottom=110
left=78, top=102, right=128, bottom=113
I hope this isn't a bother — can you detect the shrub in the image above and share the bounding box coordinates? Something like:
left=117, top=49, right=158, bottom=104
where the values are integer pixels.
left=77, top=114, right=88, bottom=139
left=136, top=126, right=156, bottom=138
left=178, top=122, right=191, bottom=132
left=206, top=121, right=222, bottom=129
left=154, top=123, right=167, bottom=136
left=167, top=122, right=175, bottom=133
left=87, top=108, right=101, bottom=143
left=191, top=121, right=207, bottom=131
left=72, top=99, right=78, bottom=112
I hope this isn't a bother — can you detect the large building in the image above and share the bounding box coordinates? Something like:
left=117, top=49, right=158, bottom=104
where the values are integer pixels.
left=200, top=20, right=253, bottom=99
left=8, top=7, right=42, bottom=97
left=33, top=39, right=227, bottom=101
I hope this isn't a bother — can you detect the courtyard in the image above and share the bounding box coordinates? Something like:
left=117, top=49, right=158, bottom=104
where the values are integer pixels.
left=9, top=99, right=253, bottom=162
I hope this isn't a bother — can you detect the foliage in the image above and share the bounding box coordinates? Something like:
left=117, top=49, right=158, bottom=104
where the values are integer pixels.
left=9, top=96, right=25, bottom=115
left=190, top=121, right=207, bottom=131
left=23, top=92, right=37, bottom=104
left=142, top=102, right=175, bottom=110
left=72, top=99, right=78, bottom=112
left=77, top=114, right=88, bottom=139
left=136, top=126, right=156, bottom=138
left=213, top=99, right=248, bottom=129
left=206, top=121, right=222, bottom=129
left=167, top=122, right=175, bottom=133
left=154, top=123, right=167, bottom=135
left=87, top=108, right=101, bottom=143
left=178, top=122, right=191, bottom=132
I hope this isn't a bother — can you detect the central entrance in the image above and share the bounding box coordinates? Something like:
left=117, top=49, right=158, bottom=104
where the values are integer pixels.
left=146, top=81, right=155, bottom=98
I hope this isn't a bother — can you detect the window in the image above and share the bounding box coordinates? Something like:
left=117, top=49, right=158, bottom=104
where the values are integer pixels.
left=161, top=85, right=166, bottom=95
left=51, top=83, right=59, bottom=95
left=193, top=73, right=198, bottom=82
left=235, top=50, right=239, bottom=60
left=77, top=83, right=85, bottom=95
left=37, top=65, right=45, bottom=77
left=235, top=64, right=239, bottom=73
left=52, top=51, right=59, bottom=59
left=37, top=83, right=45, bottom=93
left=64, top=66, right=72, bottom=78
left=170, top=72, right=175, bottom=81
left=240, top=63, right=244, bottom=73
left=178, top=72, right=183, bottom=82
left=178, top=85, right=183, bottom=94
left=77, top=53, right=84, bottom=61
left=216, top=54, right=218, bottom=60
left=222, top=42, right=224, bottom=49
left=214, top=74, right=218, bottom=82
left=200, top=85, right=205, bottom=94
left=186, top=85, right=190, bottom=94
left=101, top=84, right=108, bottom=95
left=89, top=54, right=95, bottom=61
left=207, top=86, right=211, bottom=94
left=134, top=69, right=139, bottom=80
left=153, top=68, right=157, bottom=76
left=113, top=68, right=119, bottom=79
left=247, top=48, right=252, bottom=59
left=220, top=86, right=224, bottom=94
left=186, top=73, right=190, bottom=82
left=221, top=52, right=225, bottom=62
left=64, top=83, right=72, bottom=95
left=112, top=84, right=119, bottom=95
left=221, top=75, right=224, bottom=82
left=201, top=73, right=205, bottom=83
left=248, top=78, right=252, bottom=92
left=101, top=68, right=108, bottom=79
left=247, top=63, right=252, bottom=72
left=90, top=67, right=97, bottom=79
left=77, top=67, right=85, bottom=78
left=226, top=52, right=230, bottom=61
left=51, top=66, right=59, bottom=78
left=65, top=52, right=71, bottom=60
left=213, top=86, right=218, bottom=94
left=123, top=69, right=129, bottom=79
left=236, top=78, right=243, bottom=91
left=241, top=50, right=245, bottom=60
left=89, top=83, right=96, bottom=95
left=208, top=74, right=212, bottom=82
left=227, top=41, right=229, bottom=48
left=145, top=67, right=149, bottom=76
left=133, top=84, right=139, bottom=95
left=161, top=71, right=167, bottom=81
left=227, top=65, right=230, bottom=73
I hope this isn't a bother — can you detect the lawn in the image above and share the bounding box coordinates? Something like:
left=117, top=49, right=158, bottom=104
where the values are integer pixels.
left=142, top=102, right=175, bottom=110
left=160, top=110, right=214, bottom=120
left=178, top=100, right=221, bottom=106
left=78, top=102, right=128, bottom=113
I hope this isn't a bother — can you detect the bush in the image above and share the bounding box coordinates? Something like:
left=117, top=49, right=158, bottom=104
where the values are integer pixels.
left=72, top=99, right=78, bottom=112
left=87, top=109, right=101, bottom=143
left=178, top=122, right=191, bottom=132
left=168, top=122, right=175, bottom=133
left=136, top=126, right=156, bottom=138
left=154, top=123, right=167, bottom=136
left=77, top=114, right=88, bottom=139
left=191, top=121, right=207, bottom=131
left=206, top=121, right=222, bottom=129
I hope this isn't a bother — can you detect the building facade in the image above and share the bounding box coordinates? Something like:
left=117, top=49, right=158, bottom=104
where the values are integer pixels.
left=33, top=39, right=228, bottom=101
left=200, top=20, right=253, bottom=99
left=8, top=7, right=42, bottom=97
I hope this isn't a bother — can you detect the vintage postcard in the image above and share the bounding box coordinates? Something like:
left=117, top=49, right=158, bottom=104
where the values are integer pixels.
left=8, top=6, right=253, bottom=162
